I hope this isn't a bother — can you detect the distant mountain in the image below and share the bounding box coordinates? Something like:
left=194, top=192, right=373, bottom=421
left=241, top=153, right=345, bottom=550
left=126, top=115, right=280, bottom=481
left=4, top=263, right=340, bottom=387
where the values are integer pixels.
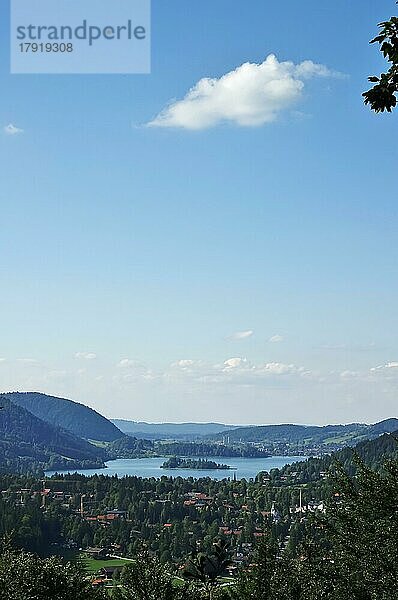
left=0, top=396, right=106, bottom=474
left=112, top=420, right=240, bottom=440
left=208, top=419, right=398, bottom=449
left=5, top=392, right=122, bottom=442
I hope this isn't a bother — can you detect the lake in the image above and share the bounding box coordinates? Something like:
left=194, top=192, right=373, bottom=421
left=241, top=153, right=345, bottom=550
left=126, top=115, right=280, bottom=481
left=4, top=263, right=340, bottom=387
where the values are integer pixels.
left=46, top=455, right=307, bottom=480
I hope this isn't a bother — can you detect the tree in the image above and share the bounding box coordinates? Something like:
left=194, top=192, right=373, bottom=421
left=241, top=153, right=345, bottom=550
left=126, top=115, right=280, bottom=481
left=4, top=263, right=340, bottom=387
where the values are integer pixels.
left=114, top=549, right=193, bottom=600
left=323, top=458, right=398, bottom=599
left=363, top=3, right=398, bottom=112
left=181, top=540, right=232, bottom=600
left=0, top=542, right=105, bottom=600
left=231, top=536, right=278, bottom=600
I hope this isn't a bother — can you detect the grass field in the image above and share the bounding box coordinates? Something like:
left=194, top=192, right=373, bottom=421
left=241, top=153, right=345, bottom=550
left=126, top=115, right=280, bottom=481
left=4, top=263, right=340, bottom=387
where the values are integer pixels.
left=80, top=555, right=133, bottom=573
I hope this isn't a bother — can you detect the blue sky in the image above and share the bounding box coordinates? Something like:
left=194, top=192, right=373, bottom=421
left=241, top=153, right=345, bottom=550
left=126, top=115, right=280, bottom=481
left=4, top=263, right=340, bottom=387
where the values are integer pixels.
left=0, top=0, right=397, bottom=424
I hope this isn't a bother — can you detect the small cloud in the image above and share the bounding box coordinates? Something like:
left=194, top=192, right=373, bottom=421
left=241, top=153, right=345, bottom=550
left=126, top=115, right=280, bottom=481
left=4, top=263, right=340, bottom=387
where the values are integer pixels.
left=4, top=123, right=24, bottom=135
left=148, top=54, right=342, bottom=130
left=223, top=357, right=247, bottom=370
left=340, top=370, right=361, bottom=379
left=227, top=330, right=254, bottom=341
left=117, top=359, right=144, bottom=369
left=75, top=352, right=97, bottom=360
left=260, top=362, right=296, bottom=375
left=371, top=361, right=398, bottom=372
left=269, top=334, right=284, bottom=343
left=172, top=359, right=196, bottom=368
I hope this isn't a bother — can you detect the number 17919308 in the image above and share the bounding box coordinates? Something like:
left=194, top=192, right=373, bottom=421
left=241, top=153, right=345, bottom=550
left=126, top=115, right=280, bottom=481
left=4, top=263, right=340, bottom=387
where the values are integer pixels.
left=19, top=42, right=73, bottom=53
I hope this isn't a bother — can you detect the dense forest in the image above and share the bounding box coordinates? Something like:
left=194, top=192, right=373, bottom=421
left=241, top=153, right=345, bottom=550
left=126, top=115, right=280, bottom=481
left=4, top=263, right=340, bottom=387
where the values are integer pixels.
left=155, top=442, right=270, bottom=458
left=4, top=392, right=123, bottom=442
left=274, top=429, right=398, bottom=485
left=0, top=395, right=155, bottom=474
left=0, top=397, right=107, bottom=474
left=161, top=457, right=232, bottom=470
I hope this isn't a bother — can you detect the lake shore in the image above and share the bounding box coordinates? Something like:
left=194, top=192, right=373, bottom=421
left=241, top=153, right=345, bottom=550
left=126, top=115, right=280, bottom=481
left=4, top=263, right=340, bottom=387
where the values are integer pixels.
left=45, top=455, right=307, bottom=480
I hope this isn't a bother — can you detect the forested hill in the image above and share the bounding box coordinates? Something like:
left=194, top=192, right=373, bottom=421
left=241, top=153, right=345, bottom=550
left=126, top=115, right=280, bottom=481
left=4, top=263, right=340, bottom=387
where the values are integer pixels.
left=208, top=419, right=398, bottom=448
left=5, top=392, right=122, bottom=442
left=112, top=419, right=238, bottom=440
left=276, top=429, right=398, bottom=485
left=0, top=396, right=106, bottom=474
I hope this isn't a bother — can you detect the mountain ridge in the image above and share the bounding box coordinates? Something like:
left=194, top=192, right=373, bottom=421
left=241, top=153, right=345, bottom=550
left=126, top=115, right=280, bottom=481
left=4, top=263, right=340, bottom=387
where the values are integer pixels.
left=112, top=419, right=240, bottom=440
left=206, top=418, right=398, bottom=447
left=275, top=428, right=398, bottom=486
left=5, top=392, right=123, bottom=442
left=0, top=395, right=106, bottom=474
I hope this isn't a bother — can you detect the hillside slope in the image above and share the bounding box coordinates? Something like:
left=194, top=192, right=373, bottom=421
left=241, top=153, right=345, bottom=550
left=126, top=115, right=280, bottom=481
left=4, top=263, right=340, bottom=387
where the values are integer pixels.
left=112, top=420, right=239, bottom=440
left=0, top=396, right=106, bottom=474
left=276, top=429, right=398, bottom=485
left=5, top=392, right=122, bottom=442
left=209, top=419, right=398, bottom=448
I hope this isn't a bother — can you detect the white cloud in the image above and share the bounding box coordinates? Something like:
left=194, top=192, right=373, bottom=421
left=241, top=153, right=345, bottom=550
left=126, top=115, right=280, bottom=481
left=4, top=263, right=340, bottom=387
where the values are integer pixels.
left=260, top=362, right=299, bottom=375
left=5, top=352, right=396, bottom=424
left=223, top=357, right=247, bottom=370
left=227, top=330, right=254, bottom=341
left=269, top=334, right=284, bottom=343
left=4, top=123, right=24, bottom=135
left=114, top=358, right=157, bottom=385
left=340, top=370, right=361, bottom=379
left=17, top=358, right=38, bottom=364
left=371, top=362, right=398, bottom=372
left=174, top=359, right=195, bottom=367
left=148, top=54, right=341, bottom=130
left=172, top=359, right=197, bottom=369
left=116, top=360, right=154, bottom=379
left=117, top=359, right=143, bottom=369
left=75, top=352, right=97, bottom=360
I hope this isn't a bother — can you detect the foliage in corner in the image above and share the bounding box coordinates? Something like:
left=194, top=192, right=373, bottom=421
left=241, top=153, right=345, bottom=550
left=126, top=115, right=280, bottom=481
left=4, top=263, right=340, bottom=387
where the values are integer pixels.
left=363, top=4, right=398, bottom=112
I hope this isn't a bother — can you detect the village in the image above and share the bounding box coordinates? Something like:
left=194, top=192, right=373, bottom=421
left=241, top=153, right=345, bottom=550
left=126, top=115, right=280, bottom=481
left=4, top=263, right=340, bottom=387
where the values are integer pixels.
left=0, top=474, right=327, bottom=588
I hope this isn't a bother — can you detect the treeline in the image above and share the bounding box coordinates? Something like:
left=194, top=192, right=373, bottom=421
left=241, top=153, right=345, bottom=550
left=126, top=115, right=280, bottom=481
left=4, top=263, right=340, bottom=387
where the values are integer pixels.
left=106, top=436, right=154, bottom=459
left=161, top=457, right=232, bottom=470
left=156, top=442, right=270, bottom=458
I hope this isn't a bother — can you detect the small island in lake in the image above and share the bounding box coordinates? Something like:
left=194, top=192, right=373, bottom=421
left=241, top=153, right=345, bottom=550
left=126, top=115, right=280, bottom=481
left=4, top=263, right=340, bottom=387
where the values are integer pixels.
left=161, top=457, right=233, bottom=470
